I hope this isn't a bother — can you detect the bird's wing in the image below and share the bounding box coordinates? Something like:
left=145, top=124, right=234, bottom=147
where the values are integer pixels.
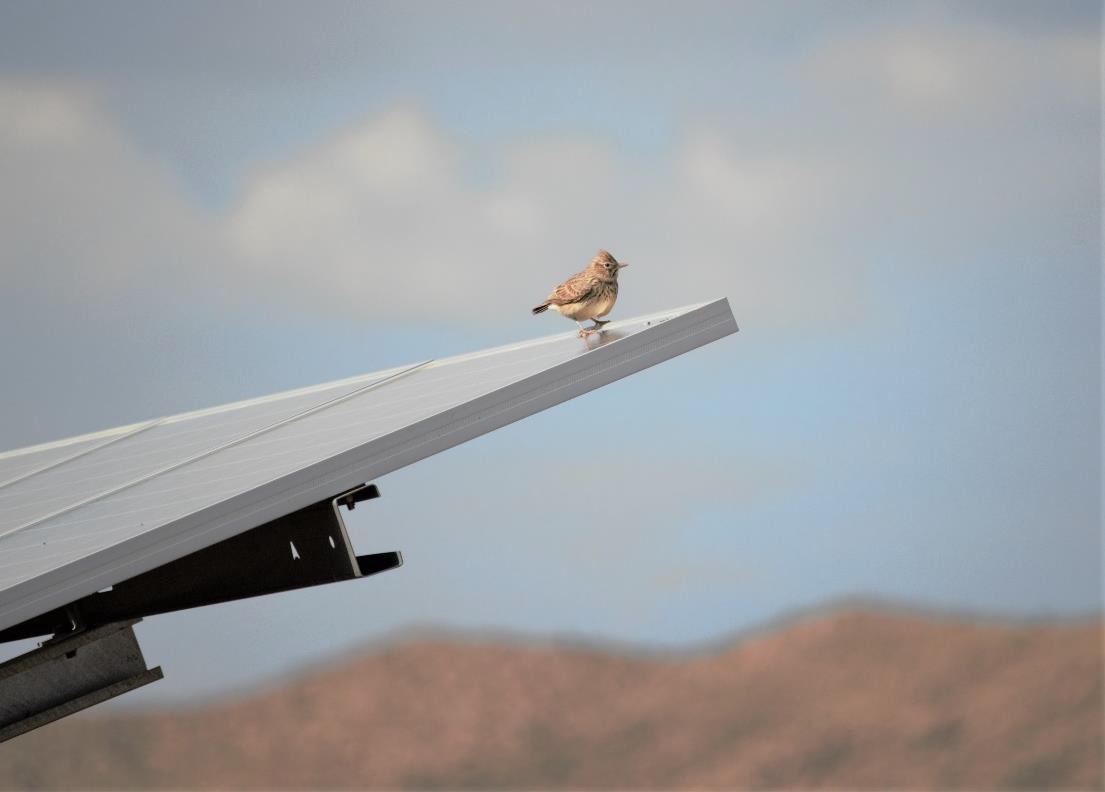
left=545, top=272, right=599, bottom=305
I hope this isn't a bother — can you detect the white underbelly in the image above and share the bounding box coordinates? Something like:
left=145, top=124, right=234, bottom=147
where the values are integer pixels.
left=552, top=288, right=617, bottom=321
left=590, top=290, right=617, bottom=318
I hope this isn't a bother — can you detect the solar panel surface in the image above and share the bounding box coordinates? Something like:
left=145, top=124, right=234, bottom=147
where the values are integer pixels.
left=0, top=299, right=737, bottom=633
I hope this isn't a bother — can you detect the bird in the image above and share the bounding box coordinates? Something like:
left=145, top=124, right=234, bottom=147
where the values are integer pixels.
left=532, top=250, right=629, bottom=337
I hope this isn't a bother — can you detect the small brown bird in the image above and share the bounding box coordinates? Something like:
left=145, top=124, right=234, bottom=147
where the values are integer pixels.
left=532, top=250, right=629, bottom=337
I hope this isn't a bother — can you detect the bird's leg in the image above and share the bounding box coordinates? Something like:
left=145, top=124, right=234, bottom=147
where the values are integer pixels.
left=576, top=321, right=597, bottom=338
left=590, top=318, right=609, bottom=333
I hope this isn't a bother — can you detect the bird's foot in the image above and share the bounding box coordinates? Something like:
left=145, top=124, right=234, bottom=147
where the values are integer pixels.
left=578, top=327, right=598, bottom=338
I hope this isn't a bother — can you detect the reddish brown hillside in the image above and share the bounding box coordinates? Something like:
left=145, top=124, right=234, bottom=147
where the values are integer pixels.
left=0, top=607, right=1100, bottom=790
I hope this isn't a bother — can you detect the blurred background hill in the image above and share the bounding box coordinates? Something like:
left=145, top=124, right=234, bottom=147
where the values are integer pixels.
left=2, top=603, right=1100, bottom=790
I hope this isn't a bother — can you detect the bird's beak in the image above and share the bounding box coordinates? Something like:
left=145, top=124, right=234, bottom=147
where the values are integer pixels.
left=618, top=262, right=629, bottom=268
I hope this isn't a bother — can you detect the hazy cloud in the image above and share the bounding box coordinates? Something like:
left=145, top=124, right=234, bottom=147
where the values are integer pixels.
left=0, top=81, right=222, bottom=320
left=3, top=14, right=1093, bottom=337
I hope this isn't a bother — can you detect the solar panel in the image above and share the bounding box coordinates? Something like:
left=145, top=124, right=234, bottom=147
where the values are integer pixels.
left=0, top=299, right=737, bottom=633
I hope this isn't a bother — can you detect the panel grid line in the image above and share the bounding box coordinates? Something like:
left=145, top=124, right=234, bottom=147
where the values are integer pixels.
left=0, top=360, right=431, bottom=542
left=0, top=379, right=391, bottom=512
left=0, top=419, right=166, bottom=493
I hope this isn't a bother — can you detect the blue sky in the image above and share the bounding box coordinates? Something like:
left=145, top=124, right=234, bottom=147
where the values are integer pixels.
left=0, top=1, right=1100, bottom=703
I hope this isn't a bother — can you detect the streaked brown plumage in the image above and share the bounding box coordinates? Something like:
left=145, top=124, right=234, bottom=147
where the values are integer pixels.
left=532, top=250, right=629, bottom=337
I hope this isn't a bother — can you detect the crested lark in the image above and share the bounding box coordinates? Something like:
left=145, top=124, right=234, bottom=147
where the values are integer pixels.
left=532, top=250, right=629, bottom=337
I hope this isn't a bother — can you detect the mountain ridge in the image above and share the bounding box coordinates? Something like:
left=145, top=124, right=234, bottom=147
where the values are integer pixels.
left=0, top=603, right=1100, bottom=790
left=141, top=596, right=1104, bottom=711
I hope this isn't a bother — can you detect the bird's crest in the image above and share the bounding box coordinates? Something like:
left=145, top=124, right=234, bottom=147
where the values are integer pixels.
left=588, top=249, right=623, bottom=278
left=591, top=250, right=616, bottom=267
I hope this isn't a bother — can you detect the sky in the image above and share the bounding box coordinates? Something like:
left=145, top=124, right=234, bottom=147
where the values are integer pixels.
left=0, top=1, right=1100, bottom=704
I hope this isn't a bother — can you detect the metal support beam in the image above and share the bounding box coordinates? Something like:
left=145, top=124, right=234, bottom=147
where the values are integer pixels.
left=0, top=482, right=400, bottom=742
left=0, top=483, right=402, bottom=642
left=0, top=620, right=162, bottom=743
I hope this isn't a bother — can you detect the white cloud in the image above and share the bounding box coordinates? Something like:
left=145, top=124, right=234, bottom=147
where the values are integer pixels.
left=222, top=108, right=864, bottom=331
left=1, top=18, right=1095, bottom=335
left=0, top=81, right=221, bottom=319
left=803, top=20, right=1098, bottom=123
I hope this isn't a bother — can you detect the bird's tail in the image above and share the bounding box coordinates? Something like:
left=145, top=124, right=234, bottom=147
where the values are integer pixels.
left=532, top=303, right=549, bottom=315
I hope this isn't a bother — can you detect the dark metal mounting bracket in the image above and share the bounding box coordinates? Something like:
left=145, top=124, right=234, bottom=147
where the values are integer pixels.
left=0, top=619, right=163, bottom=743
left=0, top=482, right=401, bottom=741
left=0, top=483, right=401, bottom=644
